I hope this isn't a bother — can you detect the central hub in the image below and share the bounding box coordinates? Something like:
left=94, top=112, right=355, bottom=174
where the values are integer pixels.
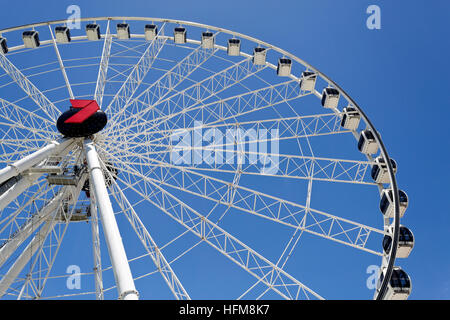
left=56, top=99, right=107, bottom=137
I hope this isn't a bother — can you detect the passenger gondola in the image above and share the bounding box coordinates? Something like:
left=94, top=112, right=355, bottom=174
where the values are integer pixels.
left=277, top=58, right=292, bottom=77
left=377, top=267, right=412, bottom=300
left=357, top=129, right=378, bottom=154
left=253, top=47, right=266, bottom=65
left=144, top=24, right=158, bottom=41
left=321, top=87, right=340, bottom=109
left=22, top=31, right=40, bottom=48
left=340, top=106, right=360, bottom=131
left=55, top=26, right=71, bottom=43
left=299, top=71, right=316, bottom=92
left=382, top=225, right=414, bottom=258
left=174, top=27, right=186, bottom=44
left=116, top=23, right=130, bottom=40
left=201, top=32, right=214, bottom=49
left=371, top=156, right=397, bottom=184
left=379, top=188, right=408, bottom=218
left=227, top=38, right=240, bottom=56
left=86, top=24, right=101, bottom=41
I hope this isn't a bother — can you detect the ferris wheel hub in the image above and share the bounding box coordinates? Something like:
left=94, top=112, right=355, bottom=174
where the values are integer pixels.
left=56, top=99, right=107, bottom=137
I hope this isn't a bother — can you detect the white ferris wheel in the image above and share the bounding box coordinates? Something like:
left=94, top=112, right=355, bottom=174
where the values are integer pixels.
left=0, top=17, right=413, bottom=300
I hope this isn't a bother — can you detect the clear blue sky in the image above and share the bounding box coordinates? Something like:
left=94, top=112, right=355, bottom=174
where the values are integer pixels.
left=1, top=0, right=449, bottom=299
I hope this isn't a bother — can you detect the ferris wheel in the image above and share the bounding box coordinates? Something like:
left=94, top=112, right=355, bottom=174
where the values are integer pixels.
left=0, top=17, right=413, bottom=300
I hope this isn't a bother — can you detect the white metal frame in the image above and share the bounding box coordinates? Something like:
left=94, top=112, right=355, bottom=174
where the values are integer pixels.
left=0, top=17, right=406, bottom=300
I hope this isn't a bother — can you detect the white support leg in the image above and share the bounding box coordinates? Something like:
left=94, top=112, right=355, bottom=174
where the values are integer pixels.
left=0, top=138, right=74, bottom=185
left=0, top=219, right=56, bottom=298
left=0, top=188, right=67, bottom=268
left=90, top=184, right=104, bottom=300
left=0, top=174, right=40, bottom=211
left=83, top=139, right=138, bottom=300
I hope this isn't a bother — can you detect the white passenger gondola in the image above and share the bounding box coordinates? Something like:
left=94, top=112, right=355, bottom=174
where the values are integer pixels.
left=383, top=225, right=414, bottom=258
left=277, top=58, right=292, bottom=77
left=86, top=24, right=101, bottom=41
left=22, top=31, right=40, bottom=48
left=227, top=38, right=240, bottom=56
left=357, top=129, right=378, bottom=154
left=321, top=87, right=340, bottom=109
left=55, top=26, right=71, bottom=43
left=144, top=24, right=158, bottom=41
left=116, top=23, right=130, bottom=40
left=201, top=32, right=214, bottom=49
left=174, top=27, right=186, bottom=44
left=253, top=47, right=266, bottom=65
left=299, top=71, right=316, bottom=92
left=0, top=37, right=8, bottom=54
left=379, top=188, right=408, bottom=218
left=377, top=267, right=412, bottom=300
left=371, top=156, right=397, bottom=184
left=340, top=106, right=360, bottom=130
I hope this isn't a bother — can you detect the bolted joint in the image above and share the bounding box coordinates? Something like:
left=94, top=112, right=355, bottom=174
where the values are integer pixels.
left=119, top=289, right=139, bottom=300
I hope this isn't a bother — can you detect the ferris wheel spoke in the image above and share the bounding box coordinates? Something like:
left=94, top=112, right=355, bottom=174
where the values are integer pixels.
left=105, top=169, right=190, bottom=300
left=167, top=152, right=375, bottom=185
left=0, top=118, right=56, bottom=154
left=112, top=171, right=322, bottom=300
left=0, top=52, right=61, bottom=122
left=240, top=227, right=307, bottom=300
left=106, top=39, right=219, bottom=132
left=175, top=168, right=382, bottom=254
left=105, top=64, right=135, bottom=81
left=105, top=153, right=384, bottom=256
left=102, top=23, right=168, bottom=115
left=99, top=146, right=384, bottom=257
left=174, top=159, right=371, bottom=186
left=48, top=25, right=74, bottom=99
left=102, top=137, right=375, bottom=186
left=114, top=79, right=313, bottom=146
left=110, top=40, right=153, bottom=56
left=0, top=97, right=56, bottom=134
left=109, top=56, right=267, bottom=137
left=116, top=110, right=346, bottom=153
left=149, top=77, right=301, bottom=130
left=94, top=19, right=112, bottom=108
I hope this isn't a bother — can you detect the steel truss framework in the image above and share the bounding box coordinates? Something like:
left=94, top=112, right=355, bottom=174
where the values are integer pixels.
left=0, top=17, right=405, bottom=300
